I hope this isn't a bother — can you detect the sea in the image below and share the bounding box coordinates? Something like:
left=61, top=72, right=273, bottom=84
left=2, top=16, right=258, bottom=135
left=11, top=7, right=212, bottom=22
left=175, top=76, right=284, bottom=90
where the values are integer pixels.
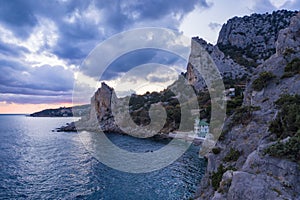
left=0, top=115, right=206, bottom=200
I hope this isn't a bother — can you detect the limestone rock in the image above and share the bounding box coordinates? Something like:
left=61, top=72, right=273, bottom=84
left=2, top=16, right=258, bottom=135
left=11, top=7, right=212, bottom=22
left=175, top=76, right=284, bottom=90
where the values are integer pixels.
left=195, top=10, right=300, bottom=200
left=187, top=37, right=248, bottom=91
left=217, top=10, right=297, bottom=64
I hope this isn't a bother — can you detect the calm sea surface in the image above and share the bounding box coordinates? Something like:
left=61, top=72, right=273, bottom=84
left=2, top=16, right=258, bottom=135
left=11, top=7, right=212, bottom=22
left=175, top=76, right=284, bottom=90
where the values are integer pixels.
left=0, top=115, right=206, bottom=199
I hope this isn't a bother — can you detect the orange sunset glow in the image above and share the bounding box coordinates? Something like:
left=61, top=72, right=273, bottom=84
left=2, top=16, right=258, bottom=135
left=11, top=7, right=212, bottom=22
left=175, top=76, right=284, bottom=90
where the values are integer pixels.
left=0, top=102, right=77, bottom=114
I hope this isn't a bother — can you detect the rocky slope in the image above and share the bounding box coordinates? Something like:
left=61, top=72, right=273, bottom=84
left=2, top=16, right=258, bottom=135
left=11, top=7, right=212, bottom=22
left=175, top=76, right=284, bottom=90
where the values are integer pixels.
left=218, top=10, right=297, bottom=66
left=187, top=37, right=248, bottom=90
left=187, top=10, right=297, bottom=91
left=68, top=82, right=123, bottom=133
left=195, top=11, right=300, bottom=200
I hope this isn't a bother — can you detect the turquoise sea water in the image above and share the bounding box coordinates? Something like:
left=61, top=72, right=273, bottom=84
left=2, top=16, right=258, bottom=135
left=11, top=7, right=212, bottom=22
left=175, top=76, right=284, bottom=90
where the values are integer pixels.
left=0, top=115, right=206, bottom=199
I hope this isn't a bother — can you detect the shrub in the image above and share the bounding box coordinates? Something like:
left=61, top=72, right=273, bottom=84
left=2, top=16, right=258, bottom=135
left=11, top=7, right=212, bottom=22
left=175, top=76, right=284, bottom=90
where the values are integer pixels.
left=281, top=58, right=300, bottom=78
left=274, top=94, right=300, bottom=107
left=252, top=71, right=276, bottom=91
left=269, top=95, right=300, bottom=139
left=223, top=148, right=242, bottom=162
left=211, top=164, right=226, bottom=191
left=264, top=131, right=300, bottom=164
left=226, top=95, right=243, bottom=115
left=211, top=164, right=237, bottom=191
left=265, top=94, right=300, bottom=165
left=212, top=147, right=221, bottom=154
left=231, top=106, right=260, bottom=125
left=285, top=58, right=300, bottom=74
left=220, top=106, right=260, bottom=141
left=281, top=72, right=294, bottom=79
left=283, top=48, right=296, bottom=57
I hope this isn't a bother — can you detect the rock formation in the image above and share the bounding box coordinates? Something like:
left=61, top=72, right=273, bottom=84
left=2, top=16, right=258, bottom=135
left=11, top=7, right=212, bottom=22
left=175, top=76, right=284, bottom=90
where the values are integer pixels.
left=195, top=11, right=300, bottom=200
left=187, top=10, right=297, bottom=91
left=217, top=10, right=297, bottom=65
left=187, top=37, right=248, bottom=90
left=75, top=82, right=123, bottom=133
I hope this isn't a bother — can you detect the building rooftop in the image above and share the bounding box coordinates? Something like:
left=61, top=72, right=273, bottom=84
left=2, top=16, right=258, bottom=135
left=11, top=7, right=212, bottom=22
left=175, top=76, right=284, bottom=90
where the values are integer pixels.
left=198, top=120, right=209, bottom=126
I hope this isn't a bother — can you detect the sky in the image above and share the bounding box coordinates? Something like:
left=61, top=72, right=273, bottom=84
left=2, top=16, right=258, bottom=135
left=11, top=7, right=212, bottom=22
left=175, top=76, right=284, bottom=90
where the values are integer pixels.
left=0, top=0, right=299, bottom=114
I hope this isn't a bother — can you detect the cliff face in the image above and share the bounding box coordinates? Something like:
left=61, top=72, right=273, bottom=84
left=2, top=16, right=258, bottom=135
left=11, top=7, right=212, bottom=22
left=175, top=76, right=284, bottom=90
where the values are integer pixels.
left=187, top=38, right=248, bottom=90
left=187, top=10, right=297, bottom=91
left=195, top=12, right=300, bottom=200
left=74, top=82, right=123, bottom=133
left=217, top=10, right=297, bottom=65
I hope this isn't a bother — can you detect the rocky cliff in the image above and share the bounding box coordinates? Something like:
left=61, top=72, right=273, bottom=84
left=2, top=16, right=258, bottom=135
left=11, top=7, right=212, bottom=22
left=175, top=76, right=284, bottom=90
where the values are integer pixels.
left=187, top=37, right=248, bottom=90
left=187, top=10, right=298, bottom=91
left=218, top=10, right=297, bottom=66
left=73, top=82, right=123, bottom=133
left=195, top=11, right=300, bottom=200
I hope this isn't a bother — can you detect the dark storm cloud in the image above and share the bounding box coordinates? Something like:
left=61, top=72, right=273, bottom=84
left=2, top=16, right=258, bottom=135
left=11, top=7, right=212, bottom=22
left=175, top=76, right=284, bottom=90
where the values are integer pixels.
left=0, top=93, right=72, bottom=104
left=0, top=64, right=74, bottom=97
left=0, top=40, right=29, bottom=57
left=0, top=85, right=72, bottom=96
left=101, top=49, right=185, bottom=80
left=0, top=0, right=210, bottom=61
left=0, top=0, right=37, bottom=39
left=0, top=0, right=210, bottom=104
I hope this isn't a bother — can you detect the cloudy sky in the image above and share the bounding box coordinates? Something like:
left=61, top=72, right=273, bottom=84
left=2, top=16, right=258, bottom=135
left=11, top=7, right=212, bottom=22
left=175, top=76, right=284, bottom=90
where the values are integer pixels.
left=0, top=0, right=299, bottom=113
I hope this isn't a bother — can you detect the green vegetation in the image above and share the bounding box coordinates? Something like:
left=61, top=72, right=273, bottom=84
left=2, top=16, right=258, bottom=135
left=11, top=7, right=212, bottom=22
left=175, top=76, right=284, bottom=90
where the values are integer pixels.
left=283, top=48, right=296, bottom=57
left=264, top=131, right=300, bottom=164
left=282, top=58, right=300, bottom=78
left=211, top=164, right=237, bottom=191
left=265, top=94, right=300, bottom=165
left=220, top=106, right=260, bottom=141
left=211, top=164, right=226, bottom=191
left=252, top=71, right=276, bottom=91
left=217, top=44, right=259, bottom=68
left=226, top=95, right=243, bottom=115
left=285, top=58, right=300, bottom=73
left=269, top=94, right=300, bottom=138
left=212, top=147, right=221, bottom=154
left=223, top=148, right=242, bottom=162
left=231, top=106, right=260, bottom=125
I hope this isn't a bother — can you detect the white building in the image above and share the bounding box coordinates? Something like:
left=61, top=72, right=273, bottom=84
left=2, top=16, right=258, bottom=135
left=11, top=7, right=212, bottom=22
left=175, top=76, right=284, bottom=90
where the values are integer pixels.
left=194, top=118, right=209, bottom=138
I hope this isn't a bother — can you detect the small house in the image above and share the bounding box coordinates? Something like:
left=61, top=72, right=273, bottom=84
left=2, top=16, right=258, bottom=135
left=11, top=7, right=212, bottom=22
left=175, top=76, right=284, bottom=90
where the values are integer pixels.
left=194, top=118, right=209, bottom=138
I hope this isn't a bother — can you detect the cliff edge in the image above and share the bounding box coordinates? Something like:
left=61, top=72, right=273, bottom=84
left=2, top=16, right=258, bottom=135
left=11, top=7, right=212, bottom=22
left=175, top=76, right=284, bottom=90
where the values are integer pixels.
left=195, top=11, right=300, bottom=200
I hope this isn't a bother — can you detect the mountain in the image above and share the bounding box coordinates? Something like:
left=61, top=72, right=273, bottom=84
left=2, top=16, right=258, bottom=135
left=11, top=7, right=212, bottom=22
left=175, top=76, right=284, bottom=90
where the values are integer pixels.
left=187, top=10, right=298, bottom=91
left=195, top=11, right=300, bottom=200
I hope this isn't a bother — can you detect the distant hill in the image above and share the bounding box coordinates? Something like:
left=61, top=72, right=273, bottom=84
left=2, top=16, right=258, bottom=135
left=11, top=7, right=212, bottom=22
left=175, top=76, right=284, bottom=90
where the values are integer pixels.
left=29, top=104, right=90, bottom=117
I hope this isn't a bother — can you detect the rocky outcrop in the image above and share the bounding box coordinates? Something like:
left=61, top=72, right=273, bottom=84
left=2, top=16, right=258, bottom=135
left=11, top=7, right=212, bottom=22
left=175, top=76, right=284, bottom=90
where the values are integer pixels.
left=195, top=12, right=300, bottom=200
left=58, top=82, right=123, bottom=133
left=77, top=82, right=123, bottom=133
left=187, top=38, right=248, bottom=90
left=217, top=10, right=297, bottom=65
left=187, top=10, right=297, bottom=91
